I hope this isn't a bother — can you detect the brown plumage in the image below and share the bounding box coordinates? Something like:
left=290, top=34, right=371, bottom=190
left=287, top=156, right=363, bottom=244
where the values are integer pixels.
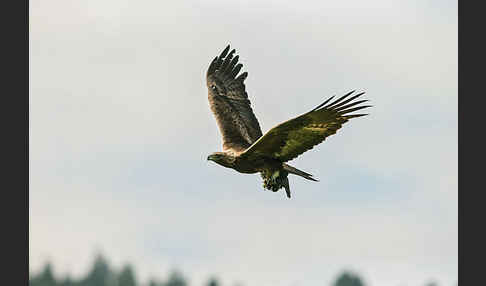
left=206, top=45, right=371, bottom=198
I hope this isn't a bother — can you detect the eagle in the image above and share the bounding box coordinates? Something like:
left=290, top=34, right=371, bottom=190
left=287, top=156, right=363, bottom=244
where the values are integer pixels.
left=206, top=45, right=370, bottom=198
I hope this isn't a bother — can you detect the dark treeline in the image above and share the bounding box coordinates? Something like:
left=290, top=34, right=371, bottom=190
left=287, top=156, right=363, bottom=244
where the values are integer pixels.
left=29, top=253, right=439, bottom=286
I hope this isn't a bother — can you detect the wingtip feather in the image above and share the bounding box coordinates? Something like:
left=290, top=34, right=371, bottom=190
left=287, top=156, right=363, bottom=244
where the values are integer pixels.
left=220, top=45, right=230, bottom=58
left=311, top=95, right=335, bottom=112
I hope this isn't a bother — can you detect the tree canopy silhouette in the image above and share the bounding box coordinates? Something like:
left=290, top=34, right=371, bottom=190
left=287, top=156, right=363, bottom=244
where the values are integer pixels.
left=29, top=253, right=444, bottom=286
left=333, top=271, right=365, bottom=286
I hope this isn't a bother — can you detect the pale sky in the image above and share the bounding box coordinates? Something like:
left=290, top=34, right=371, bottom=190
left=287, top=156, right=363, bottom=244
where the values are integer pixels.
left=29, top=0, right=457, bottom=285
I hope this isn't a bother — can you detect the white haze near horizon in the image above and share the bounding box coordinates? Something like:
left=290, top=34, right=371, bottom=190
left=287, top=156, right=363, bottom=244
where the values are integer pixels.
left=29, top=0, right=457, bottom=285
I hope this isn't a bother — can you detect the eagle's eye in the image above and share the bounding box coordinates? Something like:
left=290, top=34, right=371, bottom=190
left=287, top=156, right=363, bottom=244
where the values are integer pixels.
left=211, top=85, right=217, bottom=90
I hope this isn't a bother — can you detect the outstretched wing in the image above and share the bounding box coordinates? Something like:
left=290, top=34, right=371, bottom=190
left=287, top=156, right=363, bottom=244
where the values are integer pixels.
left=240, top=91, right=370, bottom=162
left=206, top=45, right=263, bottom=153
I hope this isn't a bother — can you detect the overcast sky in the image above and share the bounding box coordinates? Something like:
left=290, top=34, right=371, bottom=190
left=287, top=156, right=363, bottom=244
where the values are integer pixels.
left=29, top=0, right=457, bottom=285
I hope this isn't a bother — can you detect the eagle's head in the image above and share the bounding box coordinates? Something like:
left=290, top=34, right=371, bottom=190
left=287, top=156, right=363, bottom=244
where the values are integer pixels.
left=207, top=152, right=235, bottom=168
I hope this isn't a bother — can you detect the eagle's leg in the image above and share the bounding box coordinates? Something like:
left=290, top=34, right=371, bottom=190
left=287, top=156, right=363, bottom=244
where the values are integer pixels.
left=261, top=169, right=289, bottom=193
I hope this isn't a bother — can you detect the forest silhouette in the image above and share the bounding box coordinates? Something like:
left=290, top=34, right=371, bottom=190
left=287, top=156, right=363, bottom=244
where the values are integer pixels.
left=29, top=253, right=443, bottom=286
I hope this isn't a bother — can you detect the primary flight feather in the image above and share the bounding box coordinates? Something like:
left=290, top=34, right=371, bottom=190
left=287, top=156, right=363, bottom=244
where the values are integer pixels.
left=206, top=45, right=370, bottom=198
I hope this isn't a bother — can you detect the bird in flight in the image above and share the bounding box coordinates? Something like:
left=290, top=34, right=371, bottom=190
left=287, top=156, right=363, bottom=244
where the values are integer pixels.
left=206, top=45, right=370, bottom=198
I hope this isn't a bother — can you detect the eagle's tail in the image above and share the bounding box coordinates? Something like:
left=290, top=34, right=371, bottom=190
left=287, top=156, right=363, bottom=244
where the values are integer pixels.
left=283, top=163, right=319, bottom=182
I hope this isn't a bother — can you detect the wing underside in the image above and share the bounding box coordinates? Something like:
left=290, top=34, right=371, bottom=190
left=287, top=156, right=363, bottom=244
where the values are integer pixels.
left=240, top=90, right=371, bottom=162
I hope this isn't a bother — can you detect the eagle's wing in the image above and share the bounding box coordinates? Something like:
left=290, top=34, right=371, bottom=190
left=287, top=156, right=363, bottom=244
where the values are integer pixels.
left=240, top=91, right=370, bottom=162
left=206, top=45, right=263, bottom=153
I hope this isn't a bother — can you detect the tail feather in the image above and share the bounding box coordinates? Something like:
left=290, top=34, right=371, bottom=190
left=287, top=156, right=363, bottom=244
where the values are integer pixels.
left=283, top=163, right=318, bottom=182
